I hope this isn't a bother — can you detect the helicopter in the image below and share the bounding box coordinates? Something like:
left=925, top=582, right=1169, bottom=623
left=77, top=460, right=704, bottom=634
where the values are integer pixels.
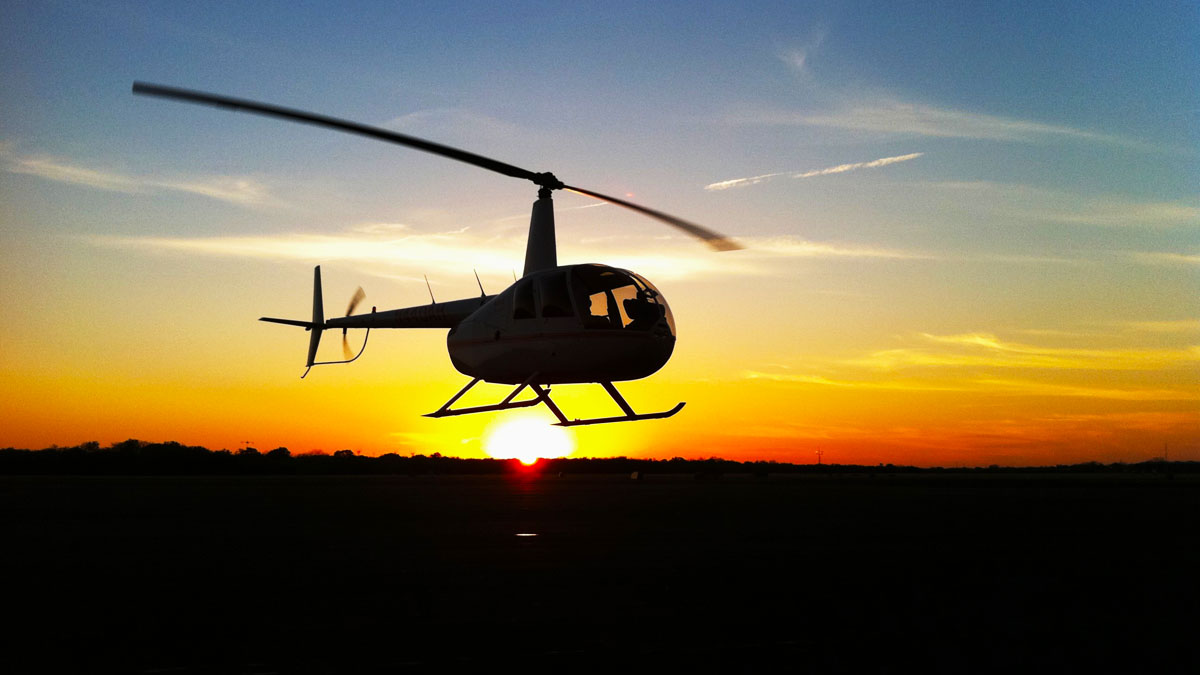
left=133, top=82, right=740, bottom=427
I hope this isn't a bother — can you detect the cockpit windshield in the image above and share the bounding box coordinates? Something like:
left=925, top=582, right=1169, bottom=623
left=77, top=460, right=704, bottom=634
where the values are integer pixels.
left=629, top=272, right=675, bottom=334
left=570, top=265, right=675, bottom=335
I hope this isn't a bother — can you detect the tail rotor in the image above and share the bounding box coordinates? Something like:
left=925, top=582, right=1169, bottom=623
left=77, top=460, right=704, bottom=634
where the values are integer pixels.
left=342, top=286, right=365, bottom=359
left=259, top=266, right=371, bottom=377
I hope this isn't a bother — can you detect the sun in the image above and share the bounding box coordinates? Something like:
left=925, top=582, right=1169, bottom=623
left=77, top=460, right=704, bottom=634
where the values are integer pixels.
left=483, top=415, right=575, bottom=465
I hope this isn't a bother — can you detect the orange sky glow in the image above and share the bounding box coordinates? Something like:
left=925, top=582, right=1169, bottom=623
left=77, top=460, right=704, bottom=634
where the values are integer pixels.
left=1, top=5, right=1196, bottom=466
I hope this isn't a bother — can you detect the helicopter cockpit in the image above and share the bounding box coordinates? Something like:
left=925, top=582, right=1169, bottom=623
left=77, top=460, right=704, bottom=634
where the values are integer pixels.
left=511, top=264, right=675, bottom=337
left=573, top=264, right=675, bottom=336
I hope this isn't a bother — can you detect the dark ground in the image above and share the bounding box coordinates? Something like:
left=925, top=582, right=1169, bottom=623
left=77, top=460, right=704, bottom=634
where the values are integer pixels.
left=2, top=472, right=1197, bottom=672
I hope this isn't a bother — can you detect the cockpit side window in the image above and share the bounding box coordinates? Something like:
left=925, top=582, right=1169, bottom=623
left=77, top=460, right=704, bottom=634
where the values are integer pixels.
left=581, top=288, right=615, bottom=328
left=572, top=265, right=671, bottom=334
left=513, top=280, right=535, bottom=319
left=539, top=272, right=574, bottom=318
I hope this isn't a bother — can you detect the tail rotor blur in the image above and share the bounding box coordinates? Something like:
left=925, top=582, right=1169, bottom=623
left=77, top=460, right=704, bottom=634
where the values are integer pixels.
left=342, top=287, right=365, bottom=360
left=346, top=287, right=365, bottom=316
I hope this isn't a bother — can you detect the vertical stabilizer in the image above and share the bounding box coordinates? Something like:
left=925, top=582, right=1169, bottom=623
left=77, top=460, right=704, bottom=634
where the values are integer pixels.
left=522, top=189, right=557, bottom=277
left=306, top=266, right=325, bottom=368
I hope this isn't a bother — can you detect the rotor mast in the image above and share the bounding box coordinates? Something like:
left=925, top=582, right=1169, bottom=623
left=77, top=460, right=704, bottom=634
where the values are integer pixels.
left=523, top=187, right=557, bottom=277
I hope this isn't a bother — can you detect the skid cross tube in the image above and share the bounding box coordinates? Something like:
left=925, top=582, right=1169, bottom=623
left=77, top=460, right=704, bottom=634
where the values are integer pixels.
left=425, top=376, right=684, bottom=426
left=423, top=374, right=543, bottom=419
left=529, top=384, right=568, bottom=424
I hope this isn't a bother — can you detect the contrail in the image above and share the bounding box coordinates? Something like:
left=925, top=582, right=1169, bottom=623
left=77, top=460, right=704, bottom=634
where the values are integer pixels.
left=705, top=152, right=923, bottom=191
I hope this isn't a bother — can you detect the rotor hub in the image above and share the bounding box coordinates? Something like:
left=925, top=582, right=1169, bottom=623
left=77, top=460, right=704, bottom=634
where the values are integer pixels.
left=532, top=172, right=564, bottom=191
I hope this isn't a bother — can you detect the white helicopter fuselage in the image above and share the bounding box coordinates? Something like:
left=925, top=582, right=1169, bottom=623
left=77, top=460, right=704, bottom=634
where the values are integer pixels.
left=448, top=264, right=676, bottom=385
left=321, top=263, right=677, bottom=386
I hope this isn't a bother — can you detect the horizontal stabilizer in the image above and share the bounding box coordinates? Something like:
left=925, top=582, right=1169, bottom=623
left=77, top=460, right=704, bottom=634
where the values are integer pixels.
left=258, top=265, right=327, bottom=375
left=259, top=317, right=314, bottom=329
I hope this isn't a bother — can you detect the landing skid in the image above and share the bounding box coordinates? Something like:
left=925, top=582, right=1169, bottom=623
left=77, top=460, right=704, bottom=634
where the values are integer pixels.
left=423, top=376, right=684, bottom=426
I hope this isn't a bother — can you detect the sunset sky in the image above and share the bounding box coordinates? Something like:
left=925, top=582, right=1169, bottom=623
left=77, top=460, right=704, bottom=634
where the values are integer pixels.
left=2, top=1, right=1196, bottom=465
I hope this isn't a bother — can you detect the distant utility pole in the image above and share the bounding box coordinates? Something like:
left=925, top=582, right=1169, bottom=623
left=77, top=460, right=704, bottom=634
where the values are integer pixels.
left=815, top=448, right=823, bottom=466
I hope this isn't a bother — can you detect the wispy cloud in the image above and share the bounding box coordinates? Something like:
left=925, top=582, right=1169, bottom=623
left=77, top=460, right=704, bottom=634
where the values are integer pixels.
left=803, top=102, right=1113, bottom=142
left=1014, top=320, right=1200, bottom=338
left=972, top=378, right=1200, bottom=401
left=91, top=226, right=927, bottom=283
left=972, top=253, right=1088, bottom=265
left=746, top=236, right=927, bottom=260
left=156, top=177, right=274, bottom=205
left=777, top=27, right=827, bottom=79
left=1120, top=319, right=1200, bottom=334
left=1131, top=251, right=1200, bottom=266
left=494, top=201, right=607, bottom=223
left=386, top=108, right=521, bottom=145
left=705, top=152, right=923, bottom=191
left=744, top=370, right=1199, bottom=401
left=728, top=100, right=1152, bottom=149
left=853, top=332, right=1200, bottom=371
left=1029, top=202, right=1200, bottom=227
left=927, top=181, right=1200, bottom=229
left=348, top=222, right=413, bottom=235
left=745, top=328, right=1200, bottom=405
left=8, top=156, right=144, bottom=192
left=4, top=151, right=276, bottom=207
left=778, top=49, right=812, bottom=76
left=98, top=216, right=1125, bottom=285
left=90, top=225, right=744, bottom=283
left=1030, top=411, right=1200, bottom=433
left=388, top=430, right=478, bottom=450
left=91, top=228, right=523, bottom=279
left=744, top=370, right=967, bottom=392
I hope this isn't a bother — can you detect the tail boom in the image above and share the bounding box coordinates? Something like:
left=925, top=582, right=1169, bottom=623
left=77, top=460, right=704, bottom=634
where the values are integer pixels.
left=258, top=265, right=495, bottom=376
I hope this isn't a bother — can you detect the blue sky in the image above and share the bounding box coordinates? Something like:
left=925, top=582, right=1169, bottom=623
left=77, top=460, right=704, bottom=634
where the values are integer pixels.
left=1, top=1, right=1196, bottom=462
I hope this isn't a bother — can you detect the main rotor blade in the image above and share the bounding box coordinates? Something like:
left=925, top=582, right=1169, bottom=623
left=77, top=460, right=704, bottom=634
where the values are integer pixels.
left=134, top=82, right=740, bottom=251
left=563, top=185, right=742, bottom=251
left=132, top=82, right=552, bottom=187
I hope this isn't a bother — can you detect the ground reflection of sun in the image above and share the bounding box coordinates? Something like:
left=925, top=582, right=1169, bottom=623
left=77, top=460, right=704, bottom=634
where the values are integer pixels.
left=483, top=414, right=575, bottom=465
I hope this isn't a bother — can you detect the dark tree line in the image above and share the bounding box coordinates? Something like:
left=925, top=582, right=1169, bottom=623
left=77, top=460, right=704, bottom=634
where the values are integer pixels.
left=0, top=439, right=1195, bottom=476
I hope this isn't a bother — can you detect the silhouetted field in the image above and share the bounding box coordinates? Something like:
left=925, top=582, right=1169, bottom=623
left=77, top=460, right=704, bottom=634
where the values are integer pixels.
left=5, top=439, right=1197, bottom=476
left=3, top=473, right=1197, bottom=672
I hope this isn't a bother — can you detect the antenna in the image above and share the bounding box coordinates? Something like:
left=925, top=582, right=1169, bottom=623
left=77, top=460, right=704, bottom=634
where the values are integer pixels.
left=474, top=269, right=486, bottom=297
left=815, top=448, right=823, bottom=465
left=424, top=275, right=436, bottom=304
